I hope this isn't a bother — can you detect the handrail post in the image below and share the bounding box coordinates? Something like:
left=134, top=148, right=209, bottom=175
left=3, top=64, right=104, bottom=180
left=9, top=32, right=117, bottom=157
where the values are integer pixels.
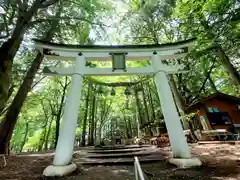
left=134, top=156, right=145, bottom=180
left=134, top=161, right=139, bottom=180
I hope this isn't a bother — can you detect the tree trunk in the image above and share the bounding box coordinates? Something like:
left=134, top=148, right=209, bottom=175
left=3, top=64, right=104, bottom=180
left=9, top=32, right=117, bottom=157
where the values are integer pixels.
left=123, top=116, right=129, bottom=138
left=81, top=83, right=91, bottom=146
left=141, top=84, right=152, bottom=136
left=0, top=1, right=43, bottom=112
left=141, top=83, right=150, bottom=122
left=151, top=79, right=161, bottom=107
left=208, top=75, right=218, bottom=92
left=168, top=74, right=186, bottom=113
left=95, top=124, right=102, bottom=146
left=0, top=53, right=44, bottom=154
left=0, top=41, right=13, bottom=113
left=134, top=89, right=143, bottom=125
left=38, top=133, right=45, bottom=152
left=38, top=119, right=50, bottom=152
left=169, top=74, right=191, bottom=130
left=54, top=115, right=60, bottom=148
left=128, top=117, right=132, bottom=138
left=134, top=113, right=139, bottom=137
left=89, top=91, right=96, bottom=145
left=0, top=6, right=62, bottom=154
left=146, top=82, right=156, bottom=121
left=87, top=100, right=92, bottom=145
left=44, top=117, right=54, bottom=151
left=19, top=122, right=29, bottom=152
left=94, top=97, right=99, bottom=145
left=7, top=84, right=15, bottom=100
left=0, top=84, right=16, bottom=115
left=199, top=13, right=240, bottom=86
left=216, top=46, right=240, bottom=86
left=54, top=77, right=69, bottom=148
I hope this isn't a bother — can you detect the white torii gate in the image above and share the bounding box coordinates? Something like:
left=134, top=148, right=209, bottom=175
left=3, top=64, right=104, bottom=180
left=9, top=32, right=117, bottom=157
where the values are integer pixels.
left=33, top=39, right=201, bottom=177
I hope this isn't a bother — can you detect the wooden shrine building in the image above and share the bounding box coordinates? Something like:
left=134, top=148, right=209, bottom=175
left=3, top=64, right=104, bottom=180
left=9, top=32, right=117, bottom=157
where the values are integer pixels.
left=186, top=92, right=240, bottom=132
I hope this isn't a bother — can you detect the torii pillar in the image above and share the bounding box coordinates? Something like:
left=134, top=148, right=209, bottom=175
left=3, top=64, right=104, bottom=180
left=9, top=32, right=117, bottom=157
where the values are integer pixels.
left=151, top=53, right=201, bottom=168
left=43, top=54, right=85, bottom=176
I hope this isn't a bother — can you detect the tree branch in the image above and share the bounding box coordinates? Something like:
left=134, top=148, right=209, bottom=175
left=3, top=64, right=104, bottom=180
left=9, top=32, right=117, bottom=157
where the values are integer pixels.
left=31, top=76, right=46, bottom=90
left=29, top=16, right=106, bottom=27
left=40, top=0, right=59, bottom=9
left=0, top=14, right=10, bottom=39
left=16, top=0, right=28, bottom=11
left=190, top=57, right=216, bottom=103
left=16, top=0, right=23, bottom=8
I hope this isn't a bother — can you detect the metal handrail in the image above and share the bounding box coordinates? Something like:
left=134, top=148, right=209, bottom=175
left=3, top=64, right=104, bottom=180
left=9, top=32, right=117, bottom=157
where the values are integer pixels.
left=134, top=156, right=145, bottom=180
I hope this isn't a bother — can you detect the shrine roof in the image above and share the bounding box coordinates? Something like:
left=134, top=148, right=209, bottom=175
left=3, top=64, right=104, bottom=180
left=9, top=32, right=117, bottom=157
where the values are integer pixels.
left=186, top=92, right=240, bottom=113
left=33, top=38, right=196, bottom=52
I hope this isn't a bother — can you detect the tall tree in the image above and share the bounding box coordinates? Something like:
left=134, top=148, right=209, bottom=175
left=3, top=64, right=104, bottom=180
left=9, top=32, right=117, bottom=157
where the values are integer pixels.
left=0, top=3, right=62, bottom=154
left=0, top=0, right=59, bottom=112
left=89, top=85, right=97, bottom=145
left=174, top=0, right=240, bottom=85
left=81, top=82, right=91, bottom=146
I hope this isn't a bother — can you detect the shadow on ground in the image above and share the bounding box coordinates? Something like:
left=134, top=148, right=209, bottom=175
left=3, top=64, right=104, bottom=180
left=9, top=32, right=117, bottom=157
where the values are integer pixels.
left=0, top=144, right=240, bottom=180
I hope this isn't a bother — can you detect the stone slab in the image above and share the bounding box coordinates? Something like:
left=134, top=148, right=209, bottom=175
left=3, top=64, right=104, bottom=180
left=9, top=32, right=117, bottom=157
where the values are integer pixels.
left=43, top=163, right=77, bottom=177
left=87, top=152, right=152, bottom=158
left=78, top=156, right=164, bottom=165
left=168, top=158, right=202, bottom=168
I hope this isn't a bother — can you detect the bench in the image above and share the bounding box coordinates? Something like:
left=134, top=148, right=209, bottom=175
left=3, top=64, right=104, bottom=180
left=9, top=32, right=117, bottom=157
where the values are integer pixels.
left=202, top=129, right=240, bottom=141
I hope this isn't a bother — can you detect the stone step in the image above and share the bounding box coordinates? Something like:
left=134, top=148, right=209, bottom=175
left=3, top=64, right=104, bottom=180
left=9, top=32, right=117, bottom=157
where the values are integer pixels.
left=94, top=145, right=151, bottom=150
left=88, top=148, right=145, bottom=154
left=198, top=141, right=238, bottom=145
left=76, top=156, right=165, bottom=166
left=87, top=152, right=152, bottom=159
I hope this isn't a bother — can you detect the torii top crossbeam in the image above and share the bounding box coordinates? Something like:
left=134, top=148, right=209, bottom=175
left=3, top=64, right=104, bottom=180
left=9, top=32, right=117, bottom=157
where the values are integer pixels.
left=33, top=38, right=195, bottom=76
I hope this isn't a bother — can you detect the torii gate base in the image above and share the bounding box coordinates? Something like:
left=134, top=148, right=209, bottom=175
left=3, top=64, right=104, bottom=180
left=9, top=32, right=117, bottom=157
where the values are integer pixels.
left=34, top=39, right=202, bottom=177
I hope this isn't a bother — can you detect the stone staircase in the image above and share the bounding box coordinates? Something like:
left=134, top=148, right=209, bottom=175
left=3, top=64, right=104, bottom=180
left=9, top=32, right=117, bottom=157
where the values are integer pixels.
left=73, top=145, right=169, bottom=166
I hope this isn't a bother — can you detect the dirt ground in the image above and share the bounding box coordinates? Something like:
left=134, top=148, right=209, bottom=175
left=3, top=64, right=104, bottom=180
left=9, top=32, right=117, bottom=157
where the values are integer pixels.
left=0, top=143, right=240, bottom=180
